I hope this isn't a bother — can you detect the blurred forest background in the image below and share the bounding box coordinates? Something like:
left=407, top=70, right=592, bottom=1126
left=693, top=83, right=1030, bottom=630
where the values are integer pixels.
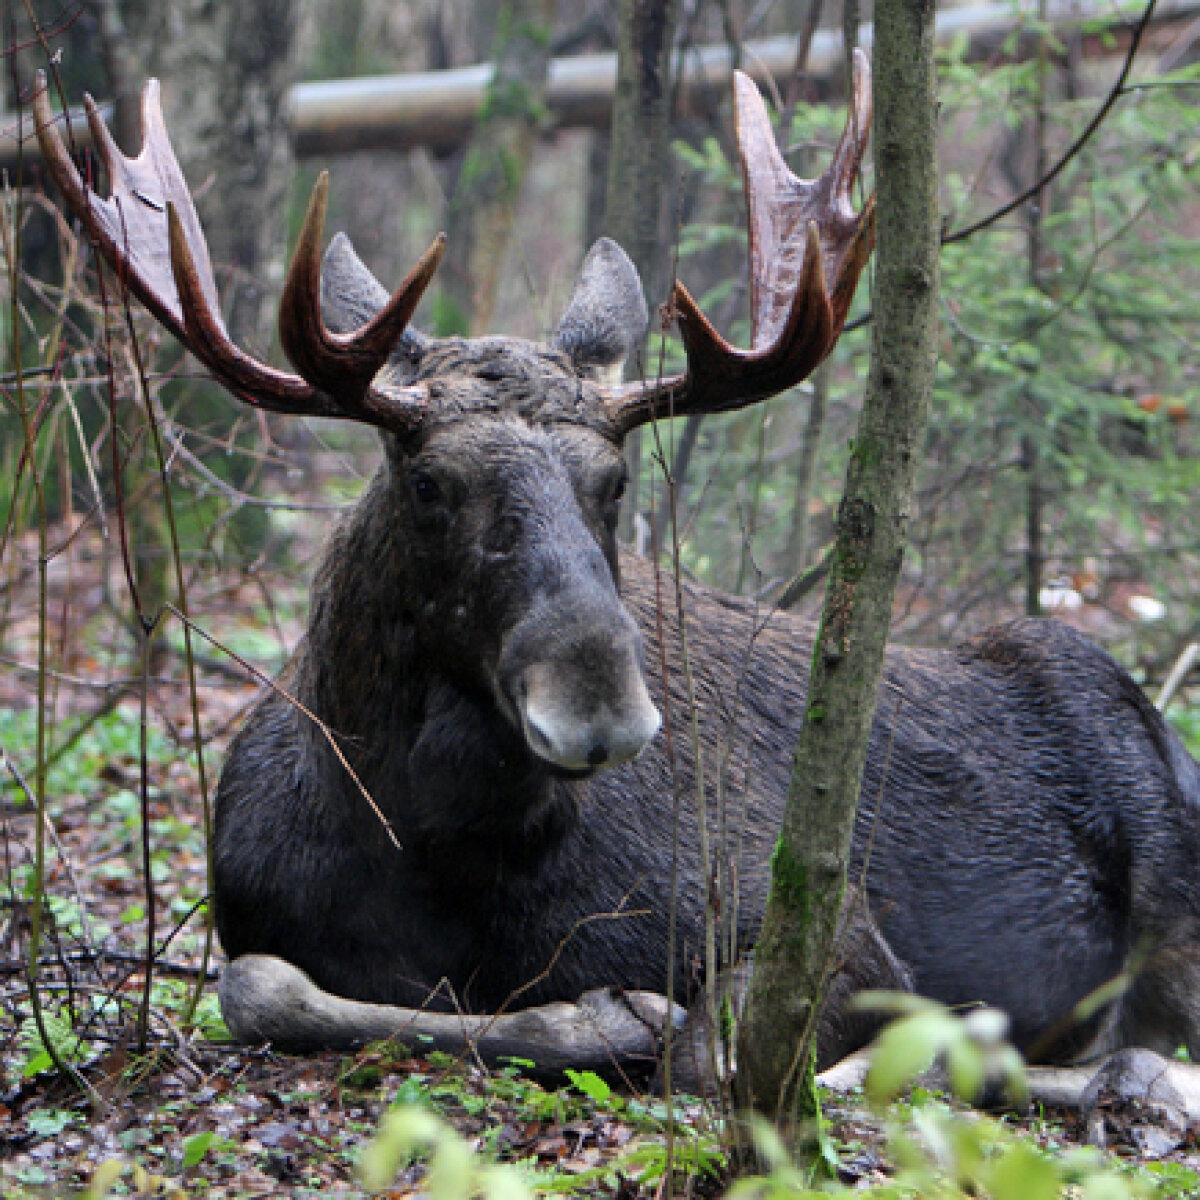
left=1, top=0, right=1199, bottom=994
left=2, top=0, right=1200, bottom=1190
left=6, top=0, right=1200, bottom=682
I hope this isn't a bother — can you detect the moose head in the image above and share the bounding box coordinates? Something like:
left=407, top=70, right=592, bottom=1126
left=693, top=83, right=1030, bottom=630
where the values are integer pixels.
left=33, top=58, right=873, bottom=778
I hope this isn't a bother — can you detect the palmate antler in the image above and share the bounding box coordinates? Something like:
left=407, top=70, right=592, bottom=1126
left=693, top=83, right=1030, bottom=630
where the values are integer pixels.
left=32, top=72, right=441, bottom=434
left=34, top=58, right=871, bottom=437
left=604, top=48, right=874, bottom=433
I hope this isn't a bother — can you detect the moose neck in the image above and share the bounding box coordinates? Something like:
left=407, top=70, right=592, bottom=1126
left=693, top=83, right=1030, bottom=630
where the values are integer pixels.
left=297, top=463, right=417, bottom=739
left=292, top=450, right=579, bottom=857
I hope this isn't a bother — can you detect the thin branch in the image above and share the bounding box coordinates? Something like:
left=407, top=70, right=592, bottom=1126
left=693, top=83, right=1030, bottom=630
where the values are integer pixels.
left=163, top=604, right=403, bottom=854
left=944, top=0, right=1159, bottom=246
left=162, top=425, right=349, bottom=513
left=1158, top=643, right=1200, bottom=712
left=776, top=543, right=834, bottom=611
left=0, top=652, right=230, bottom=690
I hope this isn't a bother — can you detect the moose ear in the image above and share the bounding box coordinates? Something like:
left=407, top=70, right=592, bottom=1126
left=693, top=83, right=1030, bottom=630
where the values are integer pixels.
left=321, top=233, right=428, bottom=361
left=321, top=233, right=389, bottom=332
left=551, top=238, right=648, bottom=381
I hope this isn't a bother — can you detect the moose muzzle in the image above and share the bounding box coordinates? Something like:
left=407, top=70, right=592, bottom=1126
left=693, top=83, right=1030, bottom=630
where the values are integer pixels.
left=499, top=604, right=661, bottom=773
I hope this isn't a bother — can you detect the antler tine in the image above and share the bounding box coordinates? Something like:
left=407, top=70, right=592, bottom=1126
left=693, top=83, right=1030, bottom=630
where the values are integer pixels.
left=830, top=49, right=873, bottom=207
left=278, top=172, right=445, bottom=408
left=162, top=202, right=346, bottom=416
left=35, top=74, right=179, bottom=345
left=35, top=73, right=433, bottom=432
left=605, top=51, right=875, bottom=434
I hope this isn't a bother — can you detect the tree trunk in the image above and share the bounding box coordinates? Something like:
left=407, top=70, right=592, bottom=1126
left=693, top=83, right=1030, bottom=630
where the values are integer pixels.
left=1023, top=0, right=1052, bottom=616
left=105, top=0, right=299, bottom=351
left=440, top=0, right=558, bottom=335
left=604, top=0, right=679, bottom=543
left=734, top=0, right=940, bottom=1149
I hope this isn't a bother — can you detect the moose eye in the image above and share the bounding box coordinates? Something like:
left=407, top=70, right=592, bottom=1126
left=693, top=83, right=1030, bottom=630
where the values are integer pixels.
left=410, top=471, right=443, bottom=507
left=610, top=469, right=627, bottom=505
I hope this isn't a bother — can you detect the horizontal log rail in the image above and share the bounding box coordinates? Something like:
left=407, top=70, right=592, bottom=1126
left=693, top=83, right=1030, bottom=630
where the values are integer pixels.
left=6, top=0, right=1196, bottom=170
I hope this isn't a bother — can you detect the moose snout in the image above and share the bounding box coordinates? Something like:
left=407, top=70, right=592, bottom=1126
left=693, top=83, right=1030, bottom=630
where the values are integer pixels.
left=500, top=617, right=661, bottom=772
left=517, top=660, right=661, bottom=771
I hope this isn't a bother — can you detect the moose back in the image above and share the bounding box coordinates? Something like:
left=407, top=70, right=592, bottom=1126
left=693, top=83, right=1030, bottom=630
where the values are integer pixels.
left=35, top=59, right=1200, bottom=1074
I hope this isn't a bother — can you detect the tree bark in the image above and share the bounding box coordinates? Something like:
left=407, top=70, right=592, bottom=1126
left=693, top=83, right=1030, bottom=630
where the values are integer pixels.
left=734, top=0, right=940, bottom=1149
left=603, top=0, right=679, bottom=543
left=104, top=0, right=299, bottom=350
left=440, top=0, right=558, bottom=335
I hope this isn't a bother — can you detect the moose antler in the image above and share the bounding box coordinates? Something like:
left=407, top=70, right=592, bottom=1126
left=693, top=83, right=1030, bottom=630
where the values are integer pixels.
left=605, top=49, right=875, bottom=433
left=32, top=72, right=441, bottom=433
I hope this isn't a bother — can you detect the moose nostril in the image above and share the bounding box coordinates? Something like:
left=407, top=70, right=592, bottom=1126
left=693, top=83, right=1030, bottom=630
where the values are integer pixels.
left=587, top=743, right=608, bottom=767
left=485, top=513, right=523, bottom=556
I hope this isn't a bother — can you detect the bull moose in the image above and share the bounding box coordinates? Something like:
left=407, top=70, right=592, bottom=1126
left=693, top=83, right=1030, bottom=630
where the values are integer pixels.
left=35, top=56, right=1200, bottom=1090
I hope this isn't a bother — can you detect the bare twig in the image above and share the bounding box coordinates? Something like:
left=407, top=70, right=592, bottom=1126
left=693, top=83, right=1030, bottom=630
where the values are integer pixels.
left=1157, top=642, right=1200, bottom=712
left=0, top=745, right=96, bottom=951
left=163, top=604, right=403, bottom=853
left=944, top=0, right=1159, bottom=245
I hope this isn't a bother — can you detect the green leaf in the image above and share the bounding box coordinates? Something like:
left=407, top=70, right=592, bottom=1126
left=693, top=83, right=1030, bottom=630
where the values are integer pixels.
left=358, top=1104, right=444, bottom=1191
left=27, top=1107, right=75, bottom=1137
left=944, top=1033, right=984, bottom=1102
left=22, top=1049, right=53, bottom=1079
left=427, top=1129, right=474, bottom=1200
left=985, top=1141, right=1060, bottom=1200
left=181, top=1130, right=214, bottom=1170
left=745, top=1113, right=791, bottom=1173
left=1081, top=1175, right=1139, bottom=1200
left=865, top=1010, right=952, bottom=1104
left=87, top=1159, right=126, bottom=1200
left=391, top=1076, right=429, bottom=1107
left=498, top=1055, right=535, bottom=1069
left=478, top=1164, right=533, bottom=1200
left=563, top=1068, right=611, bottom=1105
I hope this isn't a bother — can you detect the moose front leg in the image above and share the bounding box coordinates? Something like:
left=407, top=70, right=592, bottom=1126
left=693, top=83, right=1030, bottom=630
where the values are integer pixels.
left=219, top=955, right=683, bottom=1078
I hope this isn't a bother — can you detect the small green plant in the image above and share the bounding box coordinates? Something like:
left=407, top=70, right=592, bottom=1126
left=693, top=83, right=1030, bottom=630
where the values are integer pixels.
left=0, top=706, right=171, bottom=808
left=1143, top=1160, right=1200, bottom=1199
left=859, top=994, right=1026, bottom=1108
left=25, top=1106, right=76, bottom=1138
left=179, top=1129, right=236, bottom=1172
left=20, top=1009, right=89, bottom=1078
left=358, top=1103, right=532, bottom=1198
left=728, top=999, right=1153, bottom=1200
left=151, top=978, right=229, bottom=1041
left=563, top=1067, right=611, bottom=1104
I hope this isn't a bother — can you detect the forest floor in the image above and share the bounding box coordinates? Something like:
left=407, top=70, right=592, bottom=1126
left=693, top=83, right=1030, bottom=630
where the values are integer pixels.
left=2, top=519, right=1200, bottom=1198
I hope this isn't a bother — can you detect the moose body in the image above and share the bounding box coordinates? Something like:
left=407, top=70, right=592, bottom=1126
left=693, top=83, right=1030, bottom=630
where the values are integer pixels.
left=36, top=58, right=1200, bottom=1079
left=213, top=471, right=1200, bottom=1068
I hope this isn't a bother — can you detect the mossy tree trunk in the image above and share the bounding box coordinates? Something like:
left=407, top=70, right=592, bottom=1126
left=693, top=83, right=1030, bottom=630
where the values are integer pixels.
left=104, top=0, right=299, bottom=351
left=734, top=0, right=940, bottom=1147
left=603, top=0, right=679, bottom=542
left=89, top=0, right=298, bottom=617
left=440, top=0, right=558, bottom=335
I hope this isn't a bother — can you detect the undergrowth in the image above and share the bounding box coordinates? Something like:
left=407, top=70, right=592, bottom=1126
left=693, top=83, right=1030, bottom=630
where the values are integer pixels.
left=343, top=1004, right=1198, bottom=1200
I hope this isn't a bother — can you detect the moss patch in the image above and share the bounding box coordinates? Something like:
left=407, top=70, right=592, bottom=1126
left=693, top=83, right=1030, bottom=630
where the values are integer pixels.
left=769, top=839, right=812, bottom=924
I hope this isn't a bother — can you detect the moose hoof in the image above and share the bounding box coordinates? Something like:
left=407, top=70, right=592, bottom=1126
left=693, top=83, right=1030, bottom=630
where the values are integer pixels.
left=1080, top=1048, right=1194, bottom=1155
